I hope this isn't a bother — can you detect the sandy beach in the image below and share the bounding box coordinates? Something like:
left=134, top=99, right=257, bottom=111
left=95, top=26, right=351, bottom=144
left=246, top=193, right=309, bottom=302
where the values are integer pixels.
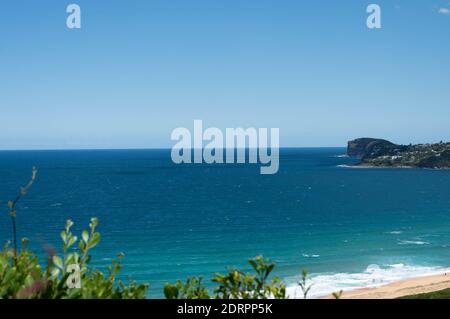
left=322, top=272, right=450, bottom=299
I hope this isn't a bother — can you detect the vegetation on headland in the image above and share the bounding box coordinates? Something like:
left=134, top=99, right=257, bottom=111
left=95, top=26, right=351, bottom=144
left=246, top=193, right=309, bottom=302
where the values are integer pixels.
left=347, top=138, right=450, bottom=168
left=399, top=288, right=450, bottom=299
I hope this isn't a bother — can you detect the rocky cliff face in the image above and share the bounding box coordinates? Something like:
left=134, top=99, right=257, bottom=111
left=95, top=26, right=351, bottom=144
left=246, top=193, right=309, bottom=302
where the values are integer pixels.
left=347, top=138, right=450, bottom=169
left=347, top=138, right=397, bottom=159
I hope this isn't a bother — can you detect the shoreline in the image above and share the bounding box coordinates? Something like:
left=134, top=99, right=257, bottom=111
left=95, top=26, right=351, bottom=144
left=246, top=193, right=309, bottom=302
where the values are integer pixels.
left=338, top=164, right=450, bottom=170
left=319, top=272, right=450, bottom=299
left=338, top=164, right=416, bottom=169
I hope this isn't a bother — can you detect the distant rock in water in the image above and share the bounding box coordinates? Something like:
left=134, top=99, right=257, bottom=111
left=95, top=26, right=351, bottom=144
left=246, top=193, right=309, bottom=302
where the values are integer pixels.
left=347, top=138, right=450, bottom=169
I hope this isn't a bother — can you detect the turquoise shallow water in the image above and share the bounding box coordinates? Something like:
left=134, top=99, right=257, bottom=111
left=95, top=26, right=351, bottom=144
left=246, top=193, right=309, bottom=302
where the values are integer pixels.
left=1, top=148, right=450, bottom=297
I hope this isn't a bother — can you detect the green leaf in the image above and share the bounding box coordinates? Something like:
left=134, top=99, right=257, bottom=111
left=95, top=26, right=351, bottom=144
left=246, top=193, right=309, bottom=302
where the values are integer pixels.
left=53, top=256, right=64, bottom=269
left=65, top=252, right=79, bottom=266
left=164, top=284, right=179, bottom=299
left=51, top=267, right=60, bottom=278
left=88, top=232, right=100, bottom=249
left=82, top=230, right=89, bottom=243
left=67, top=235, right=77, bottom=248
left=65, top=219, right=74, bottom=231
left=60, top=231, right=67, bottom=244
left=89, top=217, right=99, bottom=230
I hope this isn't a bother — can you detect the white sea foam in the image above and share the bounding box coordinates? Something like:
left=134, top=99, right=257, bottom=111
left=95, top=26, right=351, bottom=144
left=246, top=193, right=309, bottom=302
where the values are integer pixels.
left=397, top=240, right=430, bottom=245
left=333, top=154, right=349, bottom=158
left=336, top=164, right=368, bottom=169
left=387, top=230, right=403, bottom=235
left=285, top=263, right=447, bottom=299
left=302, top=253, right=320, bottom=258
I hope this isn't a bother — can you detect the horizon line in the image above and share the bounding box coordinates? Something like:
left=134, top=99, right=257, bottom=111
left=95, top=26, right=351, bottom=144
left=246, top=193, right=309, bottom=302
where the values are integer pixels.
left=0, top=146, right=347, bottom=152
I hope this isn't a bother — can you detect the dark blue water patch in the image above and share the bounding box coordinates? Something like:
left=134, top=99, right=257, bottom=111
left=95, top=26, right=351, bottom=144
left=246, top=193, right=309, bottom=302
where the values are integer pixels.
left=0, top=148, right=450, bottom=297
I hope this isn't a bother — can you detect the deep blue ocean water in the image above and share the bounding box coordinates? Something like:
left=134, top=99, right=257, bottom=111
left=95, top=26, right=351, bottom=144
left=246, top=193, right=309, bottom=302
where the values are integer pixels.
left=1, top=148, right=450, bottom=297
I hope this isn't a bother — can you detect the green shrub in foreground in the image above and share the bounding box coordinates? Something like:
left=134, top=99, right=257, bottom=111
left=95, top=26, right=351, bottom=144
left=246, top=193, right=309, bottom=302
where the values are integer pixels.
left=1, top=167, right=148, bottom=299
left=0, top=218, right=148, bottom=299
left=164, top=256, right=287, bottom=299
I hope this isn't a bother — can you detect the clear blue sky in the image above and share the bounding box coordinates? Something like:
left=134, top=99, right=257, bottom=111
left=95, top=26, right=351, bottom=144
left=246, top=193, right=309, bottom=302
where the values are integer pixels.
left=1, top=0, right=449, bottom=149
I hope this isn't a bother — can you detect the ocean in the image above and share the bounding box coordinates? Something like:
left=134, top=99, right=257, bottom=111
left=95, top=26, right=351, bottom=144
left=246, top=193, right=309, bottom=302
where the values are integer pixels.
left=1, top=148, right=450, bottom=298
